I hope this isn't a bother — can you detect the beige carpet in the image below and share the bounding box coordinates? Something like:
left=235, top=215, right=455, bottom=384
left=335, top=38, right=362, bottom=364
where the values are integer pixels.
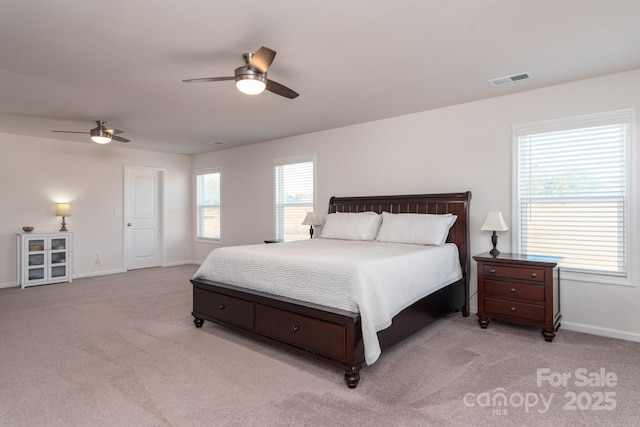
left=1, top=265, right=638, bottom=426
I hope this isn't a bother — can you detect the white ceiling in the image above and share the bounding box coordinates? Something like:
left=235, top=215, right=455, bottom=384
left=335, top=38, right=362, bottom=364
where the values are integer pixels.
left=1, top=0, right=639, bottom=155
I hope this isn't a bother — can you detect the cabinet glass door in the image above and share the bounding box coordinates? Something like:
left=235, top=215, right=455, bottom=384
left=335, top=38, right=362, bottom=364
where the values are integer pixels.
left=26, top=238, right=47, bottom=283
left=51, top=266, right=67, bottom=278
left=49, top=236, right=68, bottom=281
left=51, top=252, right=66, bottom=264
left=51, top=238, right=66, bottom=250
left=28, top=239, right=45, bottom=252
left=29, top=253, right=45, bottom=266
left=28, top=268, right=45, bottom=281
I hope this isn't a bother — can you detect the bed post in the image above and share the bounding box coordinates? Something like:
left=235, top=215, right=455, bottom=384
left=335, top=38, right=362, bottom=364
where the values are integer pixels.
left=345, top=367, right=361, bottom=388
left=461, top=191, right=471, bottom=317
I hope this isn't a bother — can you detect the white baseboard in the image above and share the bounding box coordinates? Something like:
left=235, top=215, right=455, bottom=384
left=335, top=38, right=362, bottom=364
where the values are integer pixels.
left=164, top=260, right=199, bottom=267
left=466, top=304, right=639, bottom=343
left=561, top=321, right=640, bottom=343
left=73, top=268, right=126, bottom=279
left=0, top=281, right=18, bottom=289
left=74, top=262, right=198, bottom=279
left=2, top=263, right=199, bottom=289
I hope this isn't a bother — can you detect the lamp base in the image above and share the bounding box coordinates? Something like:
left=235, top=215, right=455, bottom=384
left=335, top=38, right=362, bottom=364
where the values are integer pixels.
left=309, top=225, right=314, bottom=239
left=60, top=217, right=68, bottom=232
left=489, top=231, right=499, bottom=257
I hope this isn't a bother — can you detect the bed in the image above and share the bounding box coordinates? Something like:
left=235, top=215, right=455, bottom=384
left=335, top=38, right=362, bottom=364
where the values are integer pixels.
left=191, top=191, right=471, bottom=388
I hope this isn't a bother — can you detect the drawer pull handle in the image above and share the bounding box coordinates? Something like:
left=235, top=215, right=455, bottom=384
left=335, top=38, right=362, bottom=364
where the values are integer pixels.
left=509, top=288, right=516, bottom=293
left=489, top=269, right=496, bottom=274
left=218, top=304, right=225, bottom=310
left=510, top=306, right=516, bottom=312
left=292, top=325, right=300, bottom=333
left=530, top=273, right=537, bottom=278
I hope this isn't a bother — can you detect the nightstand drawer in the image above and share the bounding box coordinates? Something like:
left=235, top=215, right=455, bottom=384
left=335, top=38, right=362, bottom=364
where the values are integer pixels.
left=483, top=264, right=546, bottom=283
left=484, top=280, right=545, bottom=302
left=485, top=298, right=545, bottom=322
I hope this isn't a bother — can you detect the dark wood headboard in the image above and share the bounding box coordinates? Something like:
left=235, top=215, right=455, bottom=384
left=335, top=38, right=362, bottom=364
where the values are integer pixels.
left=328, top=191, right=472, bottom=315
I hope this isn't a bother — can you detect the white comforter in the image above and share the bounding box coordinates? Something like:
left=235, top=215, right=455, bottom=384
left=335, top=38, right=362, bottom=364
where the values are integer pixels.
left=193, top=238, right=462, bottom=365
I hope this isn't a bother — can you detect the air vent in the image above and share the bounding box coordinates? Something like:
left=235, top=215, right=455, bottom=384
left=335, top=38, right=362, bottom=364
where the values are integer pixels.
left=489, top=72, right=532, bottom=87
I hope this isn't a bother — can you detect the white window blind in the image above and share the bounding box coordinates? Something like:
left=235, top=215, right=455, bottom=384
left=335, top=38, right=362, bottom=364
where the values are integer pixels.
left=196, top=168, right=221, bottom=240
left=514, top=109, right=633, bottom=281
left=274, top=155, right=315, bottom=241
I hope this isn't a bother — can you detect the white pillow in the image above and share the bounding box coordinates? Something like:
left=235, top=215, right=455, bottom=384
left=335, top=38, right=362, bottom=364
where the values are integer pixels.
left=376, top=212, right=457, bottom=246
left=319, top=212, right=382, bottom=241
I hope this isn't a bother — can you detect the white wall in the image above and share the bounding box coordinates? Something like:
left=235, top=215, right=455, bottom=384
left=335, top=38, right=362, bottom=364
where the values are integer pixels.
left=193, top=69, right=640, bottom=342
left=0, top=134, right=193, bottom=286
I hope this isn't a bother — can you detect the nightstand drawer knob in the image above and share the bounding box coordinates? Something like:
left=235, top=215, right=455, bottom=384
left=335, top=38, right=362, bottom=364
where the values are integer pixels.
left=218, top=304, right=226, bottom=310
left=509, top=288, right=516, bottom=293
left=292, top=325, right=300, bottom=332
left=489, top=269, right=496, bottom=274
left=510, top=306, right=516, bottom=312
left=530, top=273, right=537, bottom=278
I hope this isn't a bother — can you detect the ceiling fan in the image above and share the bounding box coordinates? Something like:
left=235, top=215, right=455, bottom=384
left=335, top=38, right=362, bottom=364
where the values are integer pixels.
left=52, top=120, right=130, bottom=144
left=183, top=46, right=299, bottom=99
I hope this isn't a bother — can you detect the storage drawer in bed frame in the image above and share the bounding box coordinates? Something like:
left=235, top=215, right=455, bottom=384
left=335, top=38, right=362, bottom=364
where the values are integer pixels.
left=191, top=279, right=363, bottom=376
left=192, top=288, right=255, bottom=329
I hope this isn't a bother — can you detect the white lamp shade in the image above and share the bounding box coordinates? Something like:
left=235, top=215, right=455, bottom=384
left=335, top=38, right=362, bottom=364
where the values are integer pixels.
left=481, top=211, right=508, bottom=231
left=56, top=203, right=71, bottom=217
left=301, top=212, right=321, bottom=226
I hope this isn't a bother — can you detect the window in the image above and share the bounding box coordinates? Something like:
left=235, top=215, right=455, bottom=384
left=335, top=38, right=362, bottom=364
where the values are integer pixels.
left=274, top=155, right=315, bottom=241
left=196, top=168, right=221, bottom=240
left=514, top=109, right=634, bottom=285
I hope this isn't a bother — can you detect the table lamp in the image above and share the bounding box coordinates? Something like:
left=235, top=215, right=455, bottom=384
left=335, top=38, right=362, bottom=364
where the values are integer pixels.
left=481, top=211, right=509, bottom=256
left=56, top=203, right=71, bottom=232
left=301, top=212, right=321, bottom=238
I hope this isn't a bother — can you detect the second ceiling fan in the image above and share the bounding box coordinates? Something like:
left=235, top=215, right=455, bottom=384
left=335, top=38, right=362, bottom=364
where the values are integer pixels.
left=183, top=46, right=299, bottom=99
left=52, top=120, right=130, bottom=144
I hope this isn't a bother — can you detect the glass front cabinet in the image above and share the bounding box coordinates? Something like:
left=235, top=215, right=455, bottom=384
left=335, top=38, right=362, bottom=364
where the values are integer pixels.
left=17, top=232, right=72, bottom=288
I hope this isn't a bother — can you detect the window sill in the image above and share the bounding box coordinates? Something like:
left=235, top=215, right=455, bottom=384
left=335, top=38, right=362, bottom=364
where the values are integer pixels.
left=195, top=238, right=221, bottom=245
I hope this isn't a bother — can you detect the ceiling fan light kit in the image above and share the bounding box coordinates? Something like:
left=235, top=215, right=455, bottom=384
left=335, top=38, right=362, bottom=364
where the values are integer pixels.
left=234, top=67, right=267, bottom=95
left=90, top=126, right=113, bottom=144
left=183, top=46, right=299, bottom=99
left=91, top=135, right=112, bottom=144
left=52, top=120, right=130, bottom=144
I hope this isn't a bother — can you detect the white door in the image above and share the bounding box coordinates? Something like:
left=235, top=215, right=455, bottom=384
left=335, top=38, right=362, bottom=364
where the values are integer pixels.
left=125, top=166, right=164, bottom=270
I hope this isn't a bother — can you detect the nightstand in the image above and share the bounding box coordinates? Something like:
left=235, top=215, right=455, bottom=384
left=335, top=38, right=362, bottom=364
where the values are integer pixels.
left=473, top=252, right=562, bottom=342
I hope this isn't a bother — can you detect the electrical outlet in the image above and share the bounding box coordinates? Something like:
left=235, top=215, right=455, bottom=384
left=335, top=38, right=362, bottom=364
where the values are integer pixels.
left=95, top=252, right=101, bottom=264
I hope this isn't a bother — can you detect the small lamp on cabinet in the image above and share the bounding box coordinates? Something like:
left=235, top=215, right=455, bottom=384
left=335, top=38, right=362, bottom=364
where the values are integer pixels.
left=56, top=203, right=71, bottom=232
left=481, top=211, right=509, bottom=256
left=301, top=212, right=321, bottom=239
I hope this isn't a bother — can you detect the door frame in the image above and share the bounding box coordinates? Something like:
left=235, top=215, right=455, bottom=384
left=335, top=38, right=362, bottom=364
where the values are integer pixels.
left=123, top=165, right=166, bottom=271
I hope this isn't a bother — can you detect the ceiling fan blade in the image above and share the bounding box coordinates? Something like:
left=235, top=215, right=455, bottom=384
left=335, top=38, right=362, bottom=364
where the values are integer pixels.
left=105, top=128, right=124, bottom=135
left=112, top=135, right=130, bottom=143
left=182, top=76, right=234, bottom=83
left=52, top=130, right=88, bottom=134
left=266, top=79, right=299, bottom=99
left=249, top=47, right=276, bottom=73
